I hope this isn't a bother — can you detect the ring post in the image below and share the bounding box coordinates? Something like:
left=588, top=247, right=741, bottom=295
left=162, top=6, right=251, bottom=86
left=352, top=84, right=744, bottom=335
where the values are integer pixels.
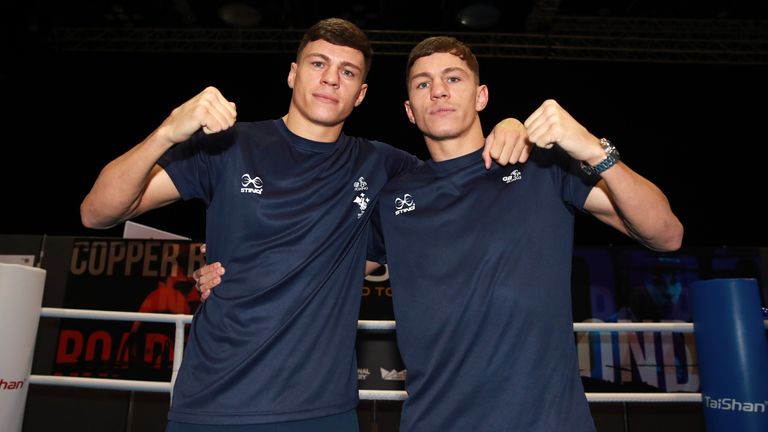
left=0, top=263, right=47, bottom=432
left=691, top=278, right=768, bottom=432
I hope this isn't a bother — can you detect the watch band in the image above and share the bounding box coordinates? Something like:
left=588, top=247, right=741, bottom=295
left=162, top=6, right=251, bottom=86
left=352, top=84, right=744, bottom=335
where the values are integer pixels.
left=580, top=138, right=620, bottom=175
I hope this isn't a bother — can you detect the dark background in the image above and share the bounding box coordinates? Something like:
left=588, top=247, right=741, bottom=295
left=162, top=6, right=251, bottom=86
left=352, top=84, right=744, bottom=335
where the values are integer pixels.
left=5, top=0, right=768, bottom=247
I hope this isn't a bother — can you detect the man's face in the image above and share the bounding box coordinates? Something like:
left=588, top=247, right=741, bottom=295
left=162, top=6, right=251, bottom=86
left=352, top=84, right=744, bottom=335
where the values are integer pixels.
left=644, top=270, right=683, bottom=307
left=288, top=39, right=368, bottom=127
left=404, top=52, right=487, bottom=141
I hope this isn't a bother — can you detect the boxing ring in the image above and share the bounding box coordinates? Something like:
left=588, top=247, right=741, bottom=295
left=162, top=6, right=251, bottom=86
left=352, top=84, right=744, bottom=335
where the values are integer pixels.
left=29, top=307, right=711, bottom=402
left=18, top=279, right=768, bottom=431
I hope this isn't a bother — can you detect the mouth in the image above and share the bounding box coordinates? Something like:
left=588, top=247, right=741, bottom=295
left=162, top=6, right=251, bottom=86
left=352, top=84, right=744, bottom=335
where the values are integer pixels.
left=430, top=106, right=454, bottom=116
left=313, top=93, right=339, bottom=104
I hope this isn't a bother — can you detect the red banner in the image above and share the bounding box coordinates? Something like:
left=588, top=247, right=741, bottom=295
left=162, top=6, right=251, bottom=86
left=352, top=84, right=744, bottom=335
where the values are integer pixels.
left=53, top=239, right=204, bottom=381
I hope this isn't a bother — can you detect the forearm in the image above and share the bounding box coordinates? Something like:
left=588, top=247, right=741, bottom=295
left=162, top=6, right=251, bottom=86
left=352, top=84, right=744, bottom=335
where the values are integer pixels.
left=80, top=127, right=175, bottom=229
left=597, top=163, right=683, bottom=251
left=522, top=100, right=684, bottom=251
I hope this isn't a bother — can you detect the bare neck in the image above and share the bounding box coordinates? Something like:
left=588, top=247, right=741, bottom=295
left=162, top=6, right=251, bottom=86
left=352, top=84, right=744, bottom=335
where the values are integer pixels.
left=424, top=117, right=485, bottom=162
left=282, top=108, right=344, bottom=143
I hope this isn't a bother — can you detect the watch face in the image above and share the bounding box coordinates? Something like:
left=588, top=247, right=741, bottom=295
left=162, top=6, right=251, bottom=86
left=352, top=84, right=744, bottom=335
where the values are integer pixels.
left=600, top=138, right=613, bottom=152
left=601, top=139, right=619, bottom=159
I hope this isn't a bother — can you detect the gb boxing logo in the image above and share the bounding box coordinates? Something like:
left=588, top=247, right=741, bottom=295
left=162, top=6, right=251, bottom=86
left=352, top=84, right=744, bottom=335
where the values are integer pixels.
left=240, top=174, right=263, bottom=194
left=394, top=193, right=415, bottom=215
left=503, top=169, right=522, bottom=184
left=353, top=176, right=370, bottom=219
left=354, top=193, right=370, bottom=219
left=354, top=176, right=369, bottom=191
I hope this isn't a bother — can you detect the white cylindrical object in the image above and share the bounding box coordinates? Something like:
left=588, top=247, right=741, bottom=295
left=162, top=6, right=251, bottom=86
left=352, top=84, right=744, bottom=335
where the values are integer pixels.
left=0, top=263, right=46, bottom=432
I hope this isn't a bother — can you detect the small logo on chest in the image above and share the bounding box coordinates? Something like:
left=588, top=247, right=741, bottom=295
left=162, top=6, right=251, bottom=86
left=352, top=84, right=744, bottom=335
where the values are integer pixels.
left=354, top=193, right=370, bottom=219
left=394, top=194, right=416, bottom=215
left=241, top=174, right=263, bottom=194
left=354, top=177, right=369, bottom=191
left=503, top=169, right=522, bottom=184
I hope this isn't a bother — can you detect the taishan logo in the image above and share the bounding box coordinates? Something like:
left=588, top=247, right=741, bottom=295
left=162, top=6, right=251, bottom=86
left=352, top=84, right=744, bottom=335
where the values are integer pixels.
left=703, top=395, right=767, bottom=413
left=241, top=174, right=263, bottom=194
left=0, top=378, right=25, bottom=391
left=394, top=194, right=415, bottom=216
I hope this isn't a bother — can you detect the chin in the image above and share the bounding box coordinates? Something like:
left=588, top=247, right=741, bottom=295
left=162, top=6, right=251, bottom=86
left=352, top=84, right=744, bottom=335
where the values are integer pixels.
left=314, top=109, right=352, bottom=125
left=426, top=129, right=460, bottom=141
left=308, top=113, right=345, bottom=127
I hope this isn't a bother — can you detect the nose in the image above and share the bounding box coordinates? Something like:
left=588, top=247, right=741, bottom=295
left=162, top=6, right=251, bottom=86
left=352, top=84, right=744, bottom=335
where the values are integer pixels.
left=430, top=80, right=448, bottom=100
left=321, top=68, right=340, bottom=87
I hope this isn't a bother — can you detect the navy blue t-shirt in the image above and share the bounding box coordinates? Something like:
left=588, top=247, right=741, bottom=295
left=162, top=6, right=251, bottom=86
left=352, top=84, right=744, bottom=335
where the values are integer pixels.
left=371, top=146, right=598, bottom=432
left=158, top=119, right=419, bottom=425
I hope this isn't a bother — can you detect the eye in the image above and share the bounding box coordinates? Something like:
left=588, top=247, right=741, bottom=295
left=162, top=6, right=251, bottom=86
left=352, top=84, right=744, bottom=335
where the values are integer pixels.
left=341, top=69, right=355, bottom=79
left=416, top=82, right=429, bottom=90
left=311, top=61, right=324, bottom=68
left=447, top=76, right=461, bottom=83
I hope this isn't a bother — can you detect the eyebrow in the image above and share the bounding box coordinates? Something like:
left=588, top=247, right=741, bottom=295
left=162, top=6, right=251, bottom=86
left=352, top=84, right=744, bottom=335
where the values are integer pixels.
left=442, top=66, right=469, bottom=76
left=409, top=66, right=469, bottom=83
left=305, top=53, right=363, bottom=73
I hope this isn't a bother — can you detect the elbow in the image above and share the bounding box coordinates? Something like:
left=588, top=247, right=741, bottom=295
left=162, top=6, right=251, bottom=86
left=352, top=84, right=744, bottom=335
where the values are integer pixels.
left=666, top=219, right=685, bottom=251
left=650, top=220, right=684, bottom=252
left=80, top=199, right=112, bottom=230
left=80, top=201, right=99, bottom=229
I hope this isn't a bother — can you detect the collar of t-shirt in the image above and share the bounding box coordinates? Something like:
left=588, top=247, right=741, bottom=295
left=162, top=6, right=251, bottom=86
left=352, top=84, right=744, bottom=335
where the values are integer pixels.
left=273, top=118, right=346, bottom=153
left=425, top=147, right=485, bottom=176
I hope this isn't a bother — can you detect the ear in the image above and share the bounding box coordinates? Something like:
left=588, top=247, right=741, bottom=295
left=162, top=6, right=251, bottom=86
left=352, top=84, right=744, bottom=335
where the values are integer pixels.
left=475, top=84, right=489, bottom=112
left=404, top=100, right=416, bottom=124
left=354, top=83, right=369, bottom=107
left=287, top=62, right=297, bottom=89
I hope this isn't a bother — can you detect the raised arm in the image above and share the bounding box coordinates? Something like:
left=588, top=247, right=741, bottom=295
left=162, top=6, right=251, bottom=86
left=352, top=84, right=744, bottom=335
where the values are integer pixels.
left=582, top=166, right=682, bottom=251
left=80, top=87, right=236, bottom=229
left=524, top=99, right=683, bottom=252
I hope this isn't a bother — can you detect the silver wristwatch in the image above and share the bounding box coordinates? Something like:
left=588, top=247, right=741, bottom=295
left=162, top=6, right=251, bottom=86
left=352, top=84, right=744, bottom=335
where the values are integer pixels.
left=580, top=138, right=620, bottom=175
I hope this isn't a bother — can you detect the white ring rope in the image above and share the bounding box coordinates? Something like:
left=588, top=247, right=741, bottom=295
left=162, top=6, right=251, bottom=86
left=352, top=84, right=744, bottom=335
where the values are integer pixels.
left=34, top=307, right=768, bottom=403
left=29, top=375, right=171, bottom=393
left=41, top=307, right=193, bottom=324
left=356, top=391, right=704, bottom=403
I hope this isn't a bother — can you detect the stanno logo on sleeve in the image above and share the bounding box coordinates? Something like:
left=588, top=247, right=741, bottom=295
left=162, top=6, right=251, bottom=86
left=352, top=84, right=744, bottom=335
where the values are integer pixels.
left=241, top=174, right=263, bottom=194
left=354, top=193, right=370, bottom=219
left=502, top=169, right=522, bottom=184
left=354, top=176, right=369, bottom=191
left=394, top=193, right=415, bottom=215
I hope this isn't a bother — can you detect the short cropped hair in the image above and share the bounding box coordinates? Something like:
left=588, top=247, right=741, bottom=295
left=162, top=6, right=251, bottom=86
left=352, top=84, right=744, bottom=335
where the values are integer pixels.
left=406, top=36, right=480, bottom=84
left=297, top=18, right=373, bottom=80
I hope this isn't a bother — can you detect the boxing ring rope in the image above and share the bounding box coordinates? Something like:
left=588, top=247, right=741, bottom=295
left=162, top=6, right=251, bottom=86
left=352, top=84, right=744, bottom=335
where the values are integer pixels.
left=30, top=307, right=768, bottom=403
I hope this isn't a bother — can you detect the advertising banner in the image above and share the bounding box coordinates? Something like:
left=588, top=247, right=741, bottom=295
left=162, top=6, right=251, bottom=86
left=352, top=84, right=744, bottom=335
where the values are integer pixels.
left=692, top=279, right=768, bottom=432
left=53, top=239, right=203, bottom=381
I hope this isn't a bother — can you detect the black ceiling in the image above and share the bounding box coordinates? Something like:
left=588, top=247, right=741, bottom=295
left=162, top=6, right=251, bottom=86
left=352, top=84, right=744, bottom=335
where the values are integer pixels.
left=18, top=0, right=768, bottom=32
left=5, top=1, right=768, bottom=244
left=11, top=0, right=767, bottom=64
